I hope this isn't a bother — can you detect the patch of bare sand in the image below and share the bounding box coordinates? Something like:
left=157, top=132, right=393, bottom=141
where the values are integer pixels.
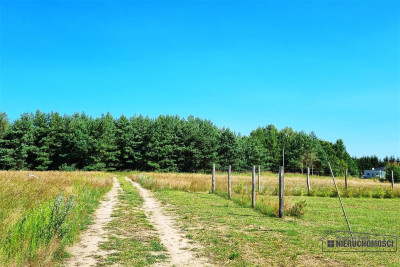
left=64, top=177, right=121, bottom=267
left=296, top=255, right=343, bottom=267
left=125, top=177, right=210, bottom=267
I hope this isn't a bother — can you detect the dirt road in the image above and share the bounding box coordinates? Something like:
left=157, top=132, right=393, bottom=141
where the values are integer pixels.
left=126, top=177, right=209, bottom=267
left=64, top=177, right=121, bottom=267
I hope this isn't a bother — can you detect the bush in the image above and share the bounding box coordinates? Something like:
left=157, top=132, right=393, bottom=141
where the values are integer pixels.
left=362, top=189, right=372, bottom=198
left=271, top=198, right=307, bottom=218
left=254, top=197, right=273, bottom=215
left=291, top=187, right=304, bottom=196
left=385, top=162, right=400, bottom=183
left=384, top=190, right=394, bottom=199
left=233, top=182, right=245, bottom=194
left=372, top=187, right=385, bottom=199
left=59, top=163, right=76, bottom=171
left=0, top=193, right=74, bottom=265
left=288, top=200, right=307, bottom=217
left=137, top=175, right=157, bottom=190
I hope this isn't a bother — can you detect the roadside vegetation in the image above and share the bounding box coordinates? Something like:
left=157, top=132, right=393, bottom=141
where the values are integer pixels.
left=0, top=171, right=112, bottom=266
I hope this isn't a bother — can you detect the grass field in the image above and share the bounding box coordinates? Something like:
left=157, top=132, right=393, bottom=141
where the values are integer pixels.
left=138, top=171, right=400, bottom=198
left=0, top=171, right=112, bottom=266
left=1, top=170, right=398, bottom=266
left=132, top=172, right=400, bottom=266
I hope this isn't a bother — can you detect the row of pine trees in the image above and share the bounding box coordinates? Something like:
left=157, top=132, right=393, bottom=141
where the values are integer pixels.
left=0, top=111, right=397, bottom=176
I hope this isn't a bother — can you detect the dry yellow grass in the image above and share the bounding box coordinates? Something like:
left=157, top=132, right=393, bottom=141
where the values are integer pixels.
left=133, top=171, right=399, bottom=198
left=0, top=171, right=111, bottom=238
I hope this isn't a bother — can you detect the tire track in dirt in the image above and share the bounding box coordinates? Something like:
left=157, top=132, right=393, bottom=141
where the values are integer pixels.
left=125, top=177, right=210, bottom=267
left=64, top=177, right=121, bottom=267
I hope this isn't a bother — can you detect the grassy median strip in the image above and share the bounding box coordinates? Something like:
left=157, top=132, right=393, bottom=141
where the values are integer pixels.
left=98, top=176, right=167, bottom=266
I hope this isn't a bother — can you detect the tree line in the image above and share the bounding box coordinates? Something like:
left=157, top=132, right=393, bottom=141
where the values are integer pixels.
left=0, top=111, right=398, bottom=177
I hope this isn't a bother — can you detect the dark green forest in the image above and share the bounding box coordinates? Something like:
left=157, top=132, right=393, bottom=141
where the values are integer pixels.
left=0, top=111, right=398, bottom=176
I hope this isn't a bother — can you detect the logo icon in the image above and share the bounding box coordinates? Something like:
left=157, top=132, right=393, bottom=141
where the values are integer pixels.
left=320, top=231, right=397, bottom=252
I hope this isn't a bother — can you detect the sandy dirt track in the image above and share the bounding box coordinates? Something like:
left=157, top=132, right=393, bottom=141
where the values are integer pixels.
left=126, top=177, right=209, bottom=267
left=64, top=177, right=121, bottom=267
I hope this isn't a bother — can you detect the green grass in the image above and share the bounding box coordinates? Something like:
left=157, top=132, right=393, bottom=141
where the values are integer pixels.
left=97, top=176, right=167, bottom=266
left=0, top=183, right=111, bottom=266
left=135, top=172, right=400, bottom=199
left=0, top=171, right=112, bottom=266
left=153, top=190, right=400, bottom=266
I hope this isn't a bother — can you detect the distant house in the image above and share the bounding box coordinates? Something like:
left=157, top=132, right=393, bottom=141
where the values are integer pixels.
left=363, top=167, right=386, bottom=179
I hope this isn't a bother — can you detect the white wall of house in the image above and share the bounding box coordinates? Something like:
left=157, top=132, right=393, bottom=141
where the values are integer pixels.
left=363, top=169, right=386, bottom=178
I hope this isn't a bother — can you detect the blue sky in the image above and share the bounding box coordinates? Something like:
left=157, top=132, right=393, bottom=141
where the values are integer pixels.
left=0, top=0, right=399, bottom=158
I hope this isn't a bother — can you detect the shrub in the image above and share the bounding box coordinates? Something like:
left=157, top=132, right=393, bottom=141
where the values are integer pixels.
left=272, top=197, right=307, bottom=218
left=0, top=193, right=74, bottom=265
left=233, top=182, right=245, bottom=194
left=137, top=175, right=157, bottom=190
left=361, top=189, right=373, bottom=198
left=291, top=187, right=304, bottom=196
left=353, top=188, right=362, bottom=198
left=288, top=200, right=307, bottom=217
left=372, top=187, right=385, bottom=199
left=272, top=186, right=279, bottom=196
left=59, top=164, right=76, bottom=171
left=309, top=189, right=317, bottom=197
left=330, top=188, right=338, bottom=197
left=385, top=162, right=400, bottom=183
left=384, top=190, right=394, bottom=199
left=344, top=189, right=353, bottom=198
left=317, top=187, right=329, bottom=197
left=254, top=197, right=273, bottom=215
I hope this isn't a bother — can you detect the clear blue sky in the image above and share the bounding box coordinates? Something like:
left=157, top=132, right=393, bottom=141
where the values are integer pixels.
left=0, top=0, right=399, bottom=158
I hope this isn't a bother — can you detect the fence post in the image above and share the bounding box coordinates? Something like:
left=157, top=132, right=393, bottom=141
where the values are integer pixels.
left=392, top=170, right=395, bottom=192
left=228, top=165, right=231, bottom=199
left=212, top=164, right=215, bottom=193
left=252, top=166, right=256, bottom=208
left=307, top=167, right=311, bottom=194
left=258, top=165, right=261, bottom=193
left=279, top=166, right=284, bottom=218
left=345, top=169, right=348, bottom=191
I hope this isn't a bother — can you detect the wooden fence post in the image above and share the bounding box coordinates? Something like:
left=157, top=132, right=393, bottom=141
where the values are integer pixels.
left=252, top=166, right=256, bottom=208
left=279, top=166, right=284, bottom=218
left=392, top=170, right=395, bottom=192
left=258, top=165, right=261, bottom=193
left=212, top=164, right=215, bottom=193
left=345, top=169, right=348, bottom=191
left=228, top=165, right=231, bottom=199
left=307, top=167, right=310, bottom=194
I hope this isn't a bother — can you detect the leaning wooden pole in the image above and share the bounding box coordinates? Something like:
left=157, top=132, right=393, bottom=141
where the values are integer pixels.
left=212, top=164, right=215, bottom=193
left=228, top=165, right=231, bottom=199
left=258, top=165, right=261, bottom=193
left=307, top=167, right=311, bottom=194
left=328, top=162, right=353, bottom=237
left=252, top=166, right=256, bottom=208
left=392, top=170, right=395, bottom=192
left=279, top=166, right=284, bottom=218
